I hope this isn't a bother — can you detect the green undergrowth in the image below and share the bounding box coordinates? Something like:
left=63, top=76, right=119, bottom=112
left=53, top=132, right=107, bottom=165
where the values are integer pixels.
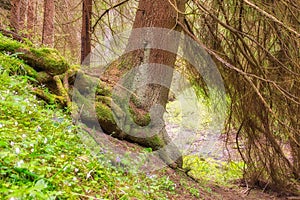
left=0, top=33, right=245, bottom=199
left=183, top=155, right=244, bottom=187
left=0, top=52, right=175, bottom=199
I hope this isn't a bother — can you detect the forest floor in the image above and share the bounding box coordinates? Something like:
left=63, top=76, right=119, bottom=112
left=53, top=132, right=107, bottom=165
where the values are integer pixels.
left=1, top=33, right=298, bottom=199
left=85, top=125, right=292, bottom=200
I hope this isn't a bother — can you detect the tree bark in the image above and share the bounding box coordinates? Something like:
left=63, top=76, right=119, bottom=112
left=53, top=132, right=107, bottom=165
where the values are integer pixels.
left=27, top=0, right=36, bottom=35
left=94, top=0, right=186, bottom=167
left=42, top=0, right=55, bottom=47
left=0, top=0, right=11, bottom=10
left=10, top=0, right=21, bottom=32
left=125, top=0, right=186, bottom=167
left=81, top=0, right=92, bottom=64
left=19, top=0, right=27, bottom=31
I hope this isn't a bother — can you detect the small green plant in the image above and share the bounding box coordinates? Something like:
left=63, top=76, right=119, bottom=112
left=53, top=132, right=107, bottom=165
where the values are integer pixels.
left=189, top=187, right=200, bottom=198
left=183, top=155, right=244, bottom=187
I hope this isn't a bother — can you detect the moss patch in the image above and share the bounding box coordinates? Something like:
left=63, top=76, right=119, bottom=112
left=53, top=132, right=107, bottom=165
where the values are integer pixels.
left=95, top=102, right=114, bottom=123
left=0, top=33, right=23, bottom=52
left=0, top=33, right=69, bottom=75
left=26, top=48, right=69, bottom=75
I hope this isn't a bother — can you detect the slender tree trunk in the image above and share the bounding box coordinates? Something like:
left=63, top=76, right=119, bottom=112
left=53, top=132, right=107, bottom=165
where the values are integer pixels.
left=62, top=0, right=80, bottom=60
left=42, top=0, right=55, bottom=47
left=10, top=0, right=21, bottom=32
left=27, top=0, right=36, bottom=36
left=19, top=0, right=27, bottom=31
left=81, top=0, right=92, bottom=64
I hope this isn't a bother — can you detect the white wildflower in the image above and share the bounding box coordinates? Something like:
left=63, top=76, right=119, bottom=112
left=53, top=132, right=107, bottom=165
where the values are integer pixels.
left=10, top=141, right=15, bottom=146
left=72, top=177, right=77, bottom=181
left=15, top=147, right=20, bottom=154
left=74, top=168, right=79, bottom=173
left=31, top=148, right=34, bottom=153
left=16, top=160, right=24, bottom=167
left=0, top=123, right=3, bottom=128
left=36, top=126, right=42, bottom=133
left=15, top=121, right=18, bottom=126
left=86, top=170, right=93, bottom=179
left=44, top=137, right=47, bottom=144
left=22, top=134, right=26, bottom=138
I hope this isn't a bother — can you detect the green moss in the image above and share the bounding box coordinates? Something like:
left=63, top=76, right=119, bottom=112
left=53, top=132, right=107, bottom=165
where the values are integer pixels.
left=96, top=96, right=111, bottom=105
left=36, top=71, right=52, bottom=83
left=148, top=135, right=165, bottom=148
left=29, top=48, right=69, bottom=75
left=0, top=33, right=69, bottom=76
left=95, top=102, right=114, bottom=123
left=0, top=70, right=175, bottom=199
left=0, top=33, right=23, bottom=52
left=96, top=81, right=111, bottom=96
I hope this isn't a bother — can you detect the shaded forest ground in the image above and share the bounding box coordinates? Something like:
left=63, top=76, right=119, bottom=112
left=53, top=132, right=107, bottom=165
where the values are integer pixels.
left=84, top=126, right=290, bottom=200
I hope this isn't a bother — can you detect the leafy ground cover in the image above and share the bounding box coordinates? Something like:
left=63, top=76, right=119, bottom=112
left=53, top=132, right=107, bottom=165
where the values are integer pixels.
left=0, top=53, right=176, bottom=199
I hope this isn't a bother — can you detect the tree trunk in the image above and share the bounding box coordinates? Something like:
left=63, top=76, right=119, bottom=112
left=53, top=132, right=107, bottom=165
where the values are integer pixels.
left=94, top=0, right=186, bottom=168
left=60, top=0, right=80, bottom=62
left=10, top=0, right=21, bottom=32
left=27, top=0, right=36, bottom=36
left=125, top=0, right=186, bottom=167
left=42, top=0, right=55, bottom=47
left=74, top=0, right=186, bottom=168
left=0, top=0, right=11, bottom=10
left=19, top=0, right=27, bottom=31
left=80, top=0, right=92, bottom=64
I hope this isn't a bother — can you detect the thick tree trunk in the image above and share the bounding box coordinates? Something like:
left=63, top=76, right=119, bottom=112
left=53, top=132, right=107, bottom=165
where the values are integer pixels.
left=124, top=0, right=186, bottom=167
left=91, top=0, right=186, bottom=168
left=80, top=0, right=92, bottom=64
left=42, top=0, right=55, bottom=47
left=75, top=0, right=186, bottom=168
